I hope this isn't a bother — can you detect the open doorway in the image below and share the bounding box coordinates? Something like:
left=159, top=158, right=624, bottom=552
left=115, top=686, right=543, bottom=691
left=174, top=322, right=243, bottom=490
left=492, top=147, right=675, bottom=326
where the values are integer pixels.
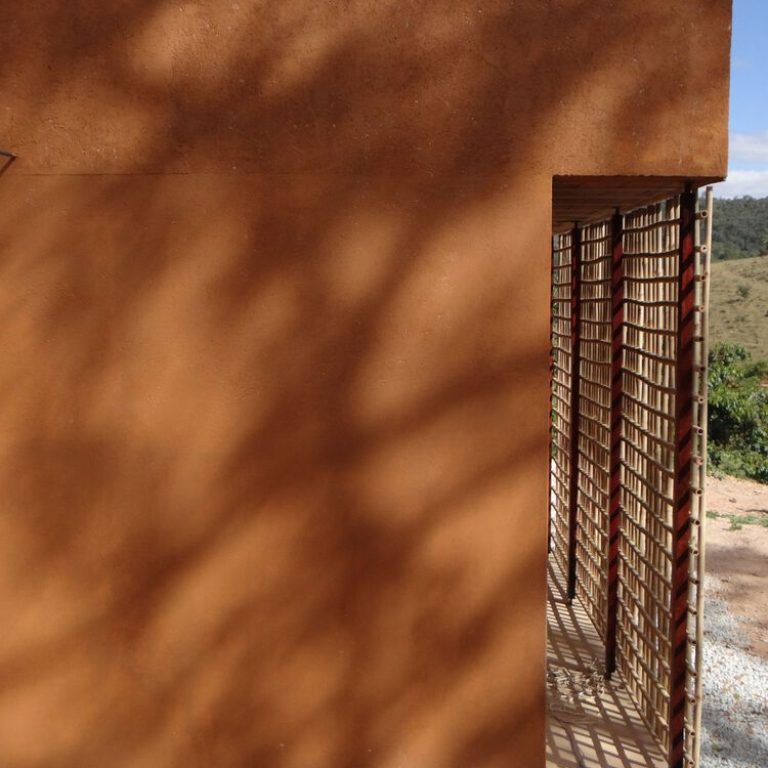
left=545, top=179, right=713, bottom=768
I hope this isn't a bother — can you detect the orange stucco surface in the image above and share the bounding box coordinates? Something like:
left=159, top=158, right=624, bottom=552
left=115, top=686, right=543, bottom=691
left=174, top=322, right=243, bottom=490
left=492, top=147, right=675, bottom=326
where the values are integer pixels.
left=0, top=2, right=730, bottom=766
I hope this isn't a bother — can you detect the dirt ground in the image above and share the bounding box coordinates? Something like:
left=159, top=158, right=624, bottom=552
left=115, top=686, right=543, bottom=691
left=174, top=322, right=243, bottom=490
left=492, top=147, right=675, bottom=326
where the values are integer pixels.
left=705, top=474, right=768, bottom=658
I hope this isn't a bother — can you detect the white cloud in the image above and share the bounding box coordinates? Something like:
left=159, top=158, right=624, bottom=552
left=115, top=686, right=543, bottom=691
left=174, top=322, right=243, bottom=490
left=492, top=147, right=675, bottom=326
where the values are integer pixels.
left=729, top=132, right=768, bottom=165
left=714, top=132, right=768, bottom=197
left=713, top=170, right=768, bottom=199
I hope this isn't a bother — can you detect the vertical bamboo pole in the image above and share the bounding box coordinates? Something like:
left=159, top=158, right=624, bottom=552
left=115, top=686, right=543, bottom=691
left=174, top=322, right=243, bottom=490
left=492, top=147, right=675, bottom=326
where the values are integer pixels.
left=567, top=225, right=582, bottom=602
left=692, top=186, right=714, bottom=767
left=669, top=186, right=696, bottom=768
left=605, top=209, right=624, bottom=677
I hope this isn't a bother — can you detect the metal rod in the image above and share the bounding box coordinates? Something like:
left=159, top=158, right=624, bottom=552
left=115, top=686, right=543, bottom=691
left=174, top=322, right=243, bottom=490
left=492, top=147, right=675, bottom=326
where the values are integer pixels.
left=668, top=185, right=696, bottom=768
left=605, top=209, right=624, bottom=677
left=567, top=224, right=582, bottom=602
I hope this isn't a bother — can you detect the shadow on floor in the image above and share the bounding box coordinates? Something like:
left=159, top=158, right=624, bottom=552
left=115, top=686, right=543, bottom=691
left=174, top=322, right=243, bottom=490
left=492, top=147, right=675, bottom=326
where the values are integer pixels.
left=546, top=563, right=666, bottom=768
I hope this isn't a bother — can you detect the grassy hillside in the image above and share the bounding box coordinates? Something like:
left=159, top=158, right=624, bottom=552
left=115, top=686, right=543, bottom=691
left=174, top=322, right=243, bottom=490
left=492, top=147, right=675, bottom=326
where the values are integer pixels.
left=710, top=254, right=768, bottom=360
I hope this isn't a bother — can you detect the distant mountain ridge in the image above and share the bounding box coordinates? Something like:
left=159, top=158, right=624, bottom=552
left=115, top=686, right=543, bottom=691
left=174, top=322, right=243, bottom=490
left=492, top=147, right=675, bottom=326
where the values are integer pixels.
left=710, top=195, right=768, bottom=261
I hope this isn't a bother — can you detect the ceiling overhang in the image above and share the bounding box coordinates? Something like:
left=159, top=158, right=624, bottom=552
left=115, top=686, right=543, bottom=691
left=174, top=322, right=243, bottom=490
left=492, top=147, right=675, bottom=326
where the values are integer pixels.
left=552, top=175, right=723, bottom=232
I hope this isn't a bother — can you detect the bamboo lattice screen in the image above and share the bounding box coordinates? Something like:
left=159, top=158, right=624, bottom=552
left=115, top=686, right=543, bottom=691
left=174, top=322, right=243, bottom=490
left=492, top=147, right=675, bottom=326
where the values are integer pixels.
left=619, top=199, right=681, bottom=751
left=548, top=187, right=712, bottom=768
left=575, top=221, right=611, bottom=640
left=549, top=232, right=572, bottom=579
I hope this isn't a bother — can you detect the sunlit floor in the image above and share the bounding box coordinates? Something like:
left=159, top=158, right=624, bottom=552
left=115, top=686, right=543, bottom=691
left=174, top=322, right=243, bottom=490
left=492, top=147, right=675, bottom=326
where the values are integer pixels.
left=546, top=563, right=666, bottom=768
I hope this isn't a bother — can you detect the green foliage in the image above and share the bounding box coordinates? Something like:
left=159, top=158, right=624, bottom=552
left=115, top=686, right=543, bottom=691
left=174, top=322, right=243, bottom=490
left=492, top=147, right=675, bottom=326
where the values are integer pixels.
left=709, top=195, right=768, bottom=261
left=708, top=342, right=768, bottom=483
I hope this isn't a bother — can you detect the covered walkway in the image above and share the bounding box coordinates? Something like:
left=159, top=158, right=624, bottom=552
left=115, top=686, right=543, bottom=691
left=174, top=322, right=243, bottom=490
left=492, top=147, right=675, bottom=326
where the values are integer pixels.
left=546, top=563, right=665, bottom=768
left=547, top=182, right=714, bottom=768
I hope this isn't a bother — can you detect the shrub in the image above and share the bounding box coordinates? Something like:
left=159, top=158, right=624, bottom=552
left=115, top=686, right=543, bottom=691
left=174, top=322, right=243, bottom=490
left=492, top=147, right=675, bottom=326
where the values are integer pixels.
left=708, top=342, right=768, bottom=483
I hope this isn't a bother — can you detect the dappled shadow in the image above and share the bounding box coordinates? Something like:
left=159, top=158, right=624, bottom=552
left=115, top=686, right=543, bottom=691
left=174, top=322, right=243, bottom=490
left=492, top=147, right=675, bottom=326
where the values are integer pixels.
left=546, top=564, right=666, bottom=768
left=0, top=168, right=549, bottom=768
left=0, top=1, right=731, bottom=766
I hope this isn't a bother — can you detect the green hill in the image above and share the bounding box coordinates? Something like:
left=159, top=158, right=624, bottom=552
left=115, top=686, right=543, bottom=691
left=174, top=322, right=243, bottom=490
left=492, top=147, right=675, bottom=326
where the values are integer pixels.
left=710, top=196, right=768, bottom=261
left=709, top=254, right=768, bottom=360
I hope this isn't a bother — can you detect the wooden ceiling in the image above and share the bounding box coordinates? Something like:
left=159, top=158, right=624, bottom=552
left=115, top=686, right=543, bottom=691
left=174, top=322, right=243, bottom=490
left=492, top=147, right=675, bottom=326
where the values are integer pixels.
left=552, top=175, right=722, bottom=232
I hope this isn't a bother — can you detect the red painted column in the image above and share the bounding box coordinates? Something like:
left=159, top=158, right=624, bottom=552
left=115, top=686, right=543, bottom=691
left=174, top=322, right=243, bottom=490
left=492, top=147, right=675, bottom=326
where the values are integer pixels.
left=605, top=210, right=623, bottom=677
left=566, top=225, right=582, bottom=602
left=669, top=187, right=696, bottom=768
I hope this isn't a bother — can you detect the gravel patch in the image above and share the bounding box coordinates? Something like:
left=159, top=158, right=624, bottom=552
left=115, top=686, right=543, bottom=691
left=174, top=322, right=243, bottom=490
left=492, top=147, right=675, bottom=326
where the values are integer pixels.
left=701, top=576, right=768, bottom=768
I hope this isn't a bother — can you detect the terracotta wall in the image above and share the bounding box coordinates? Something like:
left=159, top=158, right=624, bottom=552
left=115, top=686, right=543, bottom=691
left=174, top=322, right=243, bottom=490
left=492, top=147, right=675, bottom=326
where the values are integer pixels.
left=0, top=2, right=730, bottom=766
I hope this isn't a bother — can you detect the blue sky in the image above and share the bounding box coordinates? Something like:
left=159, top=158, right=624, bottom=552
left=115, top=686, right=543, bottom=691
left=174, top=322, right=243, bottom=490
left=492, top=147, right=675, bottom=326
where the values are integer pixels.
left=715, top=0, right=768, bottom=198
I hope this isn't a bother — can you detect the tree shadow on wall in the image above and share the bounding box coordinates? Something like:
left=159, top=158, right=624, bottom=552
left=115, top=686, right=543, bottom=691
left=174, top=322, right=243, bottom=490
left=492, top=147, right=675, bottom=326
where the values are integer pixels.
left=0, top=2, right=729, bottom=767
